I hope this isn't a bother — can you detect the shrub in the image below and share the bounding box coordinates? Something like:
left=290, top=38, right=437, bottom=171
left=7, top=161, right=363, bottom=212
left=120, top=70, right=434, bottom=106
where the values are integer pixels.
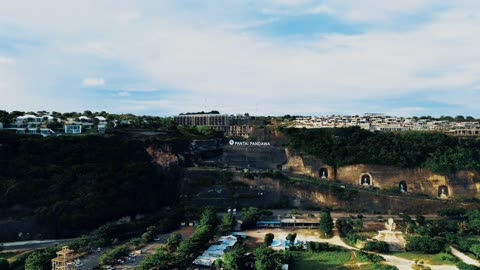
left=99, top=246, right=130, bottom=266
left=356, top=251, right=385, bottom=263
left=406, top=236, right=446, bottom=254
left=363, top=241, right=390, bottom=253
left=456, top=262, right=480, bottom=270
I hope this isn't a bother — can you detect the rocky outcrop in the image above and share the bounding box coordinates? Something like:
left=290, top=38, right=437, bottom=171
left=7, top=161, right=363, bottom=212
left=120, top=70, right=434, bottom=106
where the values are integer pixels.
left=146, top=145, right=180, bottom=168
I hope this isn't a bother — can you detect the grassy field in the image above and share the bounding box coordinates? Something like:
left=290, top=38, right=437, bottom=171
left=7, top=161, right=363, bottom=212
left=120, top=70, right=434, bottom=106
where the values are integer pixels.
left=392, top=252, right=458, bottom=265
left=292, top=251, right=352, bottom=270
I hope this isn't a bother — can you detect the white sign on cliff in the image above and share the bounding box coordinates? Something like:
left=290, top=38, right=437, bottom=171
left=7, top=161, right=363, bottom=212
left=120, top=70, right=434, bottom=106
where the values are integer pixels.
left=229, top=140, right=271, bottom=146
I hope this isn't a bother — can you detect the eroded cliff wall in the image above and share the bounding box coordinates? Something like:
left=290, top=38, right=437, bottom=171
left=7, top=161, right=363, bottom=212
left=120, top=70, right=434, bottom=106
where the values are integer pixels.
left=283, top=148, right=480, bottom=199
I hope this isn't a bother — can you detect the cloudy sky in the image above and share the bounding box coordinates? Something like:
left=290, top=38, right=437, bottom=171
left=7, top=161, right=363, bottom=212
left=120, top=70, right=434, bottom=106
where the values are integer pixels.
left=1, top=1, right=480, bottom=116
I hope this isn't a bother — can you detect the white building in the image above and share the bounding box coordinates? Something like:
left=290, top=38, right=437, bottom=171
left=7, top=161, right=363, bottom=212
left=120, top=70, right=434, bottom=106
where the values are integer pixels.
left=193, top=235, right=238, bottom=267
left=14, top=114, right=57, bottom=128
left=64, top=124, right=82, bottom=134
left=16, top=128, right=55, bottom=137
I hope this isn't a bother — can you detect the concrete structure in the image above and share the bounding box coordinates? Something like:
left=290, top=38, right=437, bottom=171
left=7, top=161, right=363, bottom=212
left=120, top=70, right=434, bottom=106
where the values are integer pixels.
left=373, top=218, right=406, bottom=251
left=229, top=125, right=253, bottom=138
left=64, top=124, right=82, bottom=134
left=256, top=217, right=320, bottom=228
left=51, top=246, right=78, bottom=270
left=174, top=113, right=230, bottom=133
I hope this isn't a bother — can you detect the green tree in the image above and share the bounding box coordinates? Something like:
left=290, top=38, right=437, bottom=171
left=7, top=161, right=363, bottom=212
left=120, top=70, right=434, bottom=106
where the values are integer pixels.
left=223, top=244, right=247, bottom=270
left=471, top=244, right=480, bottom=259
left=319, top=211, right=334, bottom=238
left=141, top=226, right=158, bottom=243
left=264, top=233, right=275, bottom=246
left=137, top=248, right=178, bottom=270
left=25, top=248, right=56, bottom=270
left=286, top=233, right=297, bottom=245
left=219, top=213, right=236, bottom=235
left=363, top=241, right=389, bottom=253
left=166, top=232, right=182, bottom=252
left=467, top=210, right=480, bottom=234
left=0, top=110, right=10, bottom=125
left=99, top=246, right=130, bottom=266
left=241, top=207, right=261, bottom=228
left=200, top=208, right=218, bottom=227
left=406, top=236, right=446, bottom=254
left=254, top=246, right=282, bottom=270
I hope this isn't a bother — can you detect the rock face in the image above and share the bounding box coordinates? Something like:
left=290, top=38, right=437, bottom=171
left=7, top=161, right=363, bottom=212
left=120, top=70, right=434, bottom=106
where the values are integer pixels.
left=146, top=145, right=180, bottom=168
left=283, top=148, right=480, bottom=199
left=219, top=145, right=288, bottom=169
left=233, top=175, right=468, bottom=214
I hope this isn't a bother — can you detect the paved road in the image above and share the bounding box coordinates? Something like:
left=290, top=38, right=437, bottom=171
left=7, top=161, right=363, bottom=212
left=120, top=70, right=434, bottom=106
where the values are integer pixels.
left=2, top=239, right=75, bottom=251
left=451, top=246, right=480, bottom=267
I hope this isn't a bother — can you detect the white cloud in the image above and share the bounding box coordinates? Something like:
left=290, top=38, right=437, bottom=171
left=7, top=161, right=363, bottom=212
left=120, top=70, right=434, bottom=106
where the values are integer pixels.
left=82, top=78, right=105, bottom=87
left=117, top=91, right=130, bottom=97
left=1, top=1, right=480, bottom=115
left=303, top=5, right=332, bottom=14
left=0, top=56, right=14, bottom=65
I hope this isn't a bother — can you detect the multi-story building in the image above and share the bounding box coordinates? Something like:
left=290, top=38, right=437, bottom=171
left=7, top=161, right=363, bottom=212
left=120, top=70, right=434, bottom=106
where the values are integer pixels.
left=229, top=125, right=253, bottom=138
left=13, top=114, right=57, bottom=128
left=174, top=113, right=230, bottom=133
left=64, top=124, right=82, bottom=134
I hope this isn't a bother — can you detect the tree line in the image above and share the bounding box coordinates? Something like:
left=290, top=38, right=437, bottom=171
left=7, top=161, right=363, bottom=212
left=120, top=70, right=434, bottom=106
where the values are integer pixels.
left=284, top=127, right=480, bottom=174
left=0, top=132, right=182, bottom=240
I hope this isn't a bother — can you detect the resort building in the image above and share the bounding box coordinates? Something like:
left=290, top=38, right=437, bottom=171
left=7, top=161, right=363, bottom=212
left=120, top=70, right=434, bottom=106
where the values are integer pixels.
left=174, top=113, right=230, bottom=133
left=64, top=124, right=82, bottom=134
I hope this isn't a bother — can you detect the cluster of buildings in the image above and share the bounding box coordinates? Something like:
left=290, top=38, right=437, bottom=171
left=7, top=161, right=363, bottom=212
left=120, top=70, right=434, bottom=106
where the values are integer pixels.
left=294, top=113, right=480, bottom=135
left=193, top=235, right=238, bottom=267
left=1, top=114, right=110, bottom=136
left=173, top=113, right=254, bottom=138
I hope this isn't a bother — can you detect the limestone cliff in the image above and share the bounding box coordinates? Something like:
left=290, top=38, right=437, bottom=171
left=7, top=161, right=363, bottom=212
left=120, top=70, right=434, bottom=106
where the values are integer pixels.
left=283, top=148, right=480, bottom=199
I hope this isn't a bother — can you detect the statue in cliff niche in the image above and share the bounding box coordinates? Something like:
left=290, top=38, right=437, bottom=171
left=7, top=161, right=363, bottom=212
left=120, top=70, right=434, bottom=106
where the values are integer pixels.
left=399, top=182, right=407, bottom=193
left=319, top=168, right=328, bottom=179
left=439, top=186, right=449, bottom=199
left=361, top=175, right=371, bottom=186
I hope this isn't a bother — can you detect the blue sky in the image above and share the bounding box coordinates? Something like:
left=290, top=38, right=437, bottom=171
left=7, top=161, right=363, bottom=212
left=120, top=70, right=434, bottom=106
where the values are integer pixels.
left=1, top=0, right=480, bottom=117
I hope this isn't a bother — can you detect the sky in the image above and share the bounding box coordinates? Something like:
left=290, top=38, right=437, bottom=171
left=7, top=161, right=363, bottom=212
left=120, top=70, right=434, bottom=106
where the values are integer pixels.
left=1, top=1, right=480, bottom=117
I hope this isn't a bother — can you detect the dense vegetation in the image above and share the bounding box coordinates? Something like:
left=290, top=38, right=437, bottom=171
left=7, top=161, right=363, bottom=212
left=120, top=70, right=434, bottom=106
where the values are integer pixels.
left=284, top=127, right=480, bottom=174
left=0, top=132, right=182, bottom=239
left=137, top=208, right=218, bottom=269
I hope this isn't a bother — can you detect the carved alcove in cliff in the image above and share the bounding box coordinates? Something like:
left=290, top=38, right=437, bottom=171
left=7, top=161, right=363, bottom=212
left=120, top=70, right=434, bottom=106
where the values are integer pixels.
left=438, top=185, right=449, bottom=198
left=399, top=181, right=407, bottom=192
left=319, top=168, right=329, bottom=179
left=359, top=172, right=373, bottom=186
